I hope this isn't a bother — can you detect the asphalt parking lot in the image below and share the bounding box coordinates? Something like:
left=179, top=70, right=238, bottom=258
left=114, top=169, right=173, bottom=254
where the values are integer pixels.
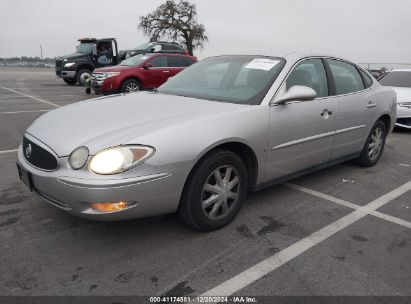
left=0, top=66, right=410, bottom=298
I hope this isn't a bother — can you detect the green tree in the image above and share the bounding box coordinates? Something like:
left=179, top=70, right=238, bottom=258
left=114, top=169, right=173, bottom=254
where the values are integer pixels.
left=139, top=0, right=208, bottom=56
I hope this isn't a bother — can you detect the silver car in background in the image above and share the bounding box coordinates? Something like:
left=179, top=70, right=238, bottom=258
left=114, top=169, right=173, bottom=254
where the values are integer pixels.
left=17, top=53, right=396, bottom=231
left=379, top=69, right=411, bottom=129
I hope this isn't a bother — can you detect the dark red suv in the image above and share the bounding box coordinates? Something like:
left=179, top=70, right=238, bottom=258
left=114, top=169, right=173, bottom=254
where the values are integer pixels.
left=92, top=53, right=197, bottom=94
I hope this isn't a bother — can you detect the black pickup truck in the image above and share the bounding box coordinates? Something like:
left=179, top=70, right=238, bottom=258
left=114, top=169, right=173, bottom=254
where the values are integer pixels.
left=55, top=38, right=121, bottom=85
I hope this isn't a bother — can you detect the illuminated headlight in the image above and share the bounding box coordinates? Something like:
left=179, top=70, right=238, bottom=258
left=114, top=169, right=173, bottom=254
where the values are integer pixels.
left=64, top=62, right=76, bottom=68
left=89, top=145, right=154, bottom=175
left=69, top=146, right=89, bottom=170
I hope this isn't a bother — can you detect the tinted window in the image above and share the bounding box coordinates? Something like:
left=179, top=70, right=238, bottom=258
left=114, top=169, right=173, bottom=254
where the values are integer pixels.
left=286, top=59, right=328, bottom=97
left=328, top=59, right=365, bottom=94
left=359, top=69, right=373, bottom=88
left=149, top=56, right=167, bottom=67
left=162, top=44, right=173, bottom=50
left=158, top=56, right=285, bottom=105
left=167, top=56, right=186, bottom=67
left=379, top=71, right=411, bottom=88
left=183, top=57, right=196, bottom=66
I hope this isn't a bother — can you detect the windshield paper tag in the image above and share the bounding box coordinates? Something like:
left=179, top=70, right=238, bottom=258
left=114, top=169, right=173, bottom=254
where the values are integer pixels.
left=245, top=58, right=280, bottom=71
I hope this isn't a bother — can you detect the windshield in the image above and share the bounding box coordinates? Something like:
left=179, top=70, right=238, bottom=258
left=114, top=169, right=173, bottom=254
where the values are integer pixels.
left=119, top=54, right=151, bottom=66
left=134, top=42, right=152, bottom=50
left=77, top=42, right=93, bottom=54
left=158, top=56, right=285, bottom=105
left=379, top=71, right=411, bottom=88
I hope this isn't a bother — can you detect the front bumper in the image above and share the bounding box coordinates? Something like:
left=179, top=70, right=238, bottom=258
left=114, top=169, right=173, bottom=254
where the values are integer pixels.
left=17, top=145, right=185, bottom=221
left=396, top=104, right=411, bottom=129
left=92, top=75, right=119, bottom=94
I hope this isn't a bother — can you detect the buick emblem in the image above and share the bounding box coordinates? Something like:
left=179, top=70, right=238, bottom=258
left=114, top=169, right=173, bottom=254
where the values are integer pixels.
left=25, top=143, right=32, bottom=159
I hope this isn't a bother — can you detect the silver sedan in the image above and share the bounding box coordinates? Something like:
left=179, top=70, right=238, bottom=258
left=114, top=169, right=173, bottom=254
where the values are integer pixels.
left=17, top=53, right=396, bottom=231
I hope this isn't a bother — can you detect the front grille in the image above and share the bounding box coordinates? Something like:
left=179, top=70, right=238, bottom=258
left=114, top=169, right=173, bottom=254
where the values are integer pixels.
left=397, top=118, right=411, bottom=126
left=23, top=136, right=58, bottom=171
left=92, top=73, right=107, bottom=81
left=55, top=59, right=63, bottom=68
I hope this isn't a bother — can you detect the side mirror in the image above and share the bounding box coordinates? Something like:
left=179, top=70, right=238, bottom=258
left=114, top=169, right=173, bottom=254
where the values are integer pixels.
left=143, top=62, right=153, bottom=69
left=152, top=45, right=162, bottom=52
left=274, top=85, right=317, bottom=105
left=92, top=44, right=97, bottom=56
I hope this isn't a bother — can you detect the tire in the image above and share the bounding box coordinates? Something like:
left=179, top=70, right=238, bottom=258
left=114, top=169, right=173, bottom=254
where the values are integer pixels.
left=63, top=78, right=76, bottom=85
left=76, top=69, right=92, bottom=86
left=120, top=79, right=142, bottom=93
left=179, top=150, right=248, bottom=231
left=356, top=120, right=387, bottom=167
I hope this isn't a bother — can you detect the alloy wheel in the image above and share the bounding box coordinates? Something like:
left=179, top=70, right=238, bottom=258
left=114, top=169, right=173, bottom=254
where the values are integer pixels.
left=368, top=127, right=383, bottom=161
left=126, top=83, right=140, bottom=93
left=201, top=165, right=240, bottom=220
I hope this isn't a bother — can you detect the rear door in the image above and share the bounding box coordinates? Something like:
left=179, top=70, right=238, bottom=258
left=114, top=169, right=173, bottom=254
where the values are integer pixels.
left=166, top=56, right=189, bottom=78
left=325, top=59, right=377, bottom=160
left=144, top=55, right=169, bottom=88
left=267, top=58, right=336, bottom=180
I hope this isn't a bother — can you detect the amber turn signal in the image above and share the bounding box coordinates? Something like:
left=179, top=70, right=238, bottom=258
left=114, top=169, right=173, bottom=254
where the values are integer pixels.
left=90, top=202, right=128, bottom=212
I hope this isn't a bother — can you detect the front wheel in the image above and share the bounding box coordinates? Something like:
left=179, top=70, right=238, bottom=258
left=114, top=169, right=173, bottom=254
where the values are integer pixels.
left=121, top=79, right=142, bottom=93
left=356, top=120, right=387, bottom=167
left=179, top=150, right=248, bottom=231
left=76, top=69, right=92, bottom=86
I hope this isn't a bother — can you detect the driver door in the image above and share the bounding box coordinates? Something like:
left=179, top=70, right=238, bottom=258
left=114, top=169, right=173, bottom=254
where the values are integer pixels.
left=95, top=41, right=114, bottom=68
left=266, top=58, right=337, bottom=180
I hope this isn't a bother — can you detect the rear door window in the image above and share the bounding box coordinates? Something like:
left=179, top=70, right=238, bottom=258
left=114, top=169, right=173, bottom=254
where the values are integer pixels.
left=327, top=59, right=365, bottom=94
left=167, top=56, right=186, bottom=67
left=359, top=69, right=373, bottom=88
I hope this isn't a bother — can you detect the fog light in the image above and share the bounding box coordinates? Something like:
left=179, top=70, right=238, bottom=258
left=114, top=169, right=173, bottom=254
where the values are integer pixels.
left=90, top=201, right=135, bottom=212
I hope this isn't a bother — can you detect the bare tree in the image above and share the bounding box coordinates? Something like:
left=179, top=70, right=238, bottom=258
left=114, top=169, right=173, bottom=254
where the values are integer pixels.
left=139, top=0, right=208, bottom=56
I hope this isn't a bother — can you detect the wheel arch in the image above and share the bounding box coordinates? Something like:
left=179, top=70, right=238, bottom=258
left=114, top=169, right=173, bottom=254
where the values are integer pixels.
left=377, top=113, right=392, bottom=132
left=183, top=140, right=259, bottom=195
left=76, top=64, right=94, bottom=73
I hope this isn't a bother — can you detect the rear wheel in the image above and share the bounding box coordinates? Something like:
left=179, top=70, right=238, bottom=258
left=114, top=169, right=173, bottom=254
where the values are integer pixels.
left=179, top=150, right=248, bottom=231
left=121, top=79, right=142, bottom=93
left=356, top=120, right=387, bottom=167
left=63, top=78, right=76, bottom=85
left=76, top=69, right=92, bottom=86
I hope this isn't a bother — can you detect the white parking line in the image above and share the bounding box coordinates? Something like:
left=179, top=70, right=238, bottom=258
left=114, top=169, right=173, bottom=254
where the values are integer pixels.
left=285, top=182, right=411, bottom=230
left=201, top=180, right=411, bottom=296
left=0, top=149, right=18, bottom=154
left=285, top=182, right=359, bottom=209
left=0, top=85, right=60, bottom=108
left=371, top=211, right=411, bottom=229
left=0, top=109, right=50, bottom=115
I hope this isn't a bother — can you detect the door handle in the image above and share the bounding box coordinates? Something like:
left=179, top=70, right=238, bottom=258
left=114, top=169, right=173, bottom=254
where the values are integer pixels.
left=321, top=109, right=333, bottom=119
left=163, top=70, right=170, bottom=73
left=366, top=101, right=377, bottom=108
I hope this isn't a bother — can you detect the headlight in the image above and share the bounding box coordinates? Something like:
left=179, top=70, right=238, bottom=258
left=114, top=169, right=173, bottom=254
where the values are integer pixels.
left=104, top=72, right=120, bottom=78
left=64, top=62, right=75, bottom=68
left=89, top=145, right=154, bottom=175
left=69, top=146, right=89, bottom=170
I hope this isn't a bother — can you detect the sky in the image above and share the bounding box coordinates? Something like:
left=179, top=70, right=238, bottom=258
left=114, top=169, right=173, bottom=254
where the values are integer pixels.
left=0, top=0, right=410, bottom=64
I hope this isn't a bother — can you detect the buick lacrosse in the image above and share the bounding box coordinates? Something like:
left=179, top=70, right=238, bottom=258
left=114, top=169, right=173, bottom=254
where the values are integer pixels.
left=17, top=53, right=396, bottom=231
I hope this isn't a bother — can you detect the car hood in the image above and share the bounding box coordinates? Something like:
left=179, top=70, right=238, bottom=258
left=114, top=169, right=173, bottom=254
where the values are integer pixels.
left=389, top=87, right=411, bottom=103
left=60, top=52, right=89, bottom=60
left=26, top=92, right=247, bottom=157
left=93, top=65, right=136, bottom=73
